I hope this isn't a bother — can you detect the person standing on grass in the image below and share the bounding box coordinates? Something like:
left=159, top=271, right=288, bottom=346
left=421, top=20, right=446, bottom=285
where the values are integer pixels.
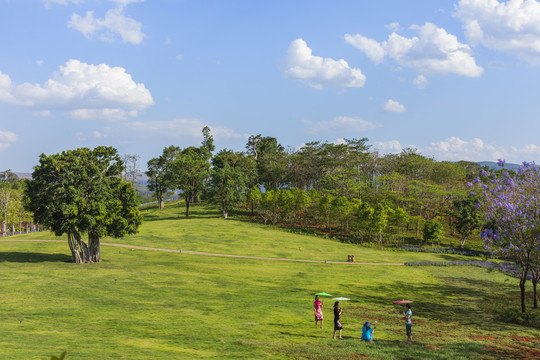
left=404, top=303, right=412, bottom=344
left=314, top=295, right=324, bottom=328
left=361, top=321, right=374, bottom=342
left=332, top=301, right=343, bottom=340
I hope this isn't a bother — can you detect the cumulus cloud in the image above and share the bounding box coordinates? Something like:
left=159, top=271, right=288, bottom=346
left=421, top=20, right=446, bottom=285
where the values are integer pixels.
left=425, top=136, right=506, bottom=161
left=0, top=130, right=17, bottom=151
left=413, top=74, right=428, bottom=88
left=69, top=1, right=146, bottom=45
left=376, top=136, right=540, bottom=162
left=374, top=140, right=405, bottom=153
left=302, top=116, right=380, bottom=133
left=0, top=59, right=153, bottom=120
left=386, top=22, right=401, bottom=31
left=455, top=0, right=540, bottom=62
left=282, top=38, right=366, bottom=89
left=345, top=22, right=484, bottom=77
left=383, top=99, right=406, bottom=112
left=125, top=118, right=244, bottom=140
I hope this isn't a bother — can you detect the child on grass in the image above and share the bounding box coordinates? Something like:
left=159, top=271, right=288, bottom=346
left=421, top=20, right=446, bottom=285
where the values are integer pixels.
left=314, top=295, right=324, bottom=329
left=404, top=303, right=412, bottom=344
left=361, top=321, right=374, bottom=342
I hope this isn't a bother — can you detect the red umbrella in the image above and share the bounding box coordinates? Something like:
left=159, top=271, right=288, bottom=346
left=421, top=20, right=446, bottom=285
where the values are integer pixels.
left=393, top=299, right=413, bottom=304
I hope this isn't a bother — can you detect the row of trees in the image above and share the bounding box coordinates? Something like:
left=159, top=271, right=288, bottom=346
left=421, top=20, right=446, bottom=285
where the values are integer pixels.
left=0, top=171, right=35, bottom=235
left=146, top=128, right=481, bottom=245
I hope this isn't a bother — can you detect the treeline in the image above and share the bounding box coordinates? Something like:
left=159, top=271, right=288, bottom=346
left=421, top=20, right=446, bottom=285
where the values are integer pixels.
left=0, top=171, right=37, bottom=235
left=146, top=127, right=483, bottom=247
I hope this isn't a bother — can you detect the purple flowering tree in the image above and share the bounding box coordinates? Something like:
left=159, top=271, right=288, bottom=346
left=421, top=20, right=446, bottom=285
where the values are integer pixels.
left=473, top=160, right=540, bottom=312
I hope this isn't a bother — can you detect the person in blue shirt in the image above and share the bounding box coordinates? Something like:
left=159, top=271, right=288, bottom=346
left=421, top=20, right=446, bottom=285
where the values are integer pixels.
left=404, top=303, right=412, bottom=344
left=361, top=321, right=374, bottom=342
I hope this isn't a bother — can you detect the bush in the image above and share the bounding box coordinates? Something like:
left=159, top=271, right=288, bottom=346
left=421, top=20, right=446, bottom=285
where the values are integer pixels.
left=496, top=307, right=540, bottom=328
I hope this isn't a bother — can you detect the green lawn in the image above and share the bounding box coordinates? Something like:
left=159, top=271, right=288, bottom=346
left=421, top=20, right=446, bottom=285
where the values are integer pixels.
left=2, top=202, right=539, bottom=359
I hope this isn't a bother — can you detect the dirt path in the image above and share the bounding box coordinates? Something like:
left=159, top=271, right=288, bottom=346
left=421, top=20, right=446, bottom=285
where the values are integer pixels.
left=1, top=239, right=404, bottom=265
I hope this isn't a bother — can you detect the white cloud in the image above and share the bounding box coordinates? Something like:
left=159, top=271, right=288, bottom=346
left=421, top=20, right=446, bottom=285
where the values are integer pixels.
left=386, top=22, right=401, bottom=31
left=176, top=54, right=183, bottom=61
left=455, top=0, right=540, bottom=62
left=302, top=116, right=380, bottom=133
left=383, top=99, right=406, bottom=112
left=43, top=0, right=83, bottom=6
left=374, top=140, right=404, bottom=153
left=0, top=59, right=153, bottom=120
left=282, top=38, right=366, bottom=89
left=125, top=118, right=244, bottom=140
left=425, top=136, right=505, bottom=161
left=345, top=22, right=484, bottom=77
left=413, top=74, right=428, bottom=88
left=0, top=130, right=17, bottom=151
left=69, top=2, right=146, bottom=45
left=36, top=60, right=44, bottom=65
left=71, top=108, right=138, bottom=121
left=93, top=130, right=107, bottom=139
left=344, top=34, right=386, bottom=63
left=376, top=136, right=540, bottom=162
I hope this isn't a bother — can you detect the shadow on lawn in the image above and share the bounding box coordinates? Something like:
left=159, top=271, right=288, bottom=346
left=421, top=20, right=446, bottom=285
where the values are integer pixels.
left=0, top=252, right=72, bottom=263
left=283, top=339, right=487, bottom=360
left=345, top=275, right=514, bottom=333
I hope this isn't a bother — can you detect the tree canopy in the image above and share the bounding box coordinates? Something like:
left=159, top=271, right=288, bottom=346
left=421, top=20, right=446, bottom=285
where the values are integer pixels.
left=24, top=146, right=142, bottom=263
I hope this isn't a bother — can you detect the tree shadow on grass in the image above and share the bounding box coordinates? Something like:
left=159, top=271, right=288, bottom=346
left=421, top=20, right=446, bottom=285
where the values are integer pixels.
left=0, top=252, right=72, bottom=263
left=344, top=275, right=516, bottom=333
left=282, top=339, right=488, bottom=360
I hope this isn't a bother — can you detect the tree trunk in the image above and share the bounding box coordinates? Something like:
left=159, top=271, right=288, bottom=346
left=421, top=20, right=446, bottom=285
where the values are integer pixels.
left=533, top=278, right=538, bottom=309
left=223, top=210, right=228, bottom=219
left=459, top=234, right=467, bottom=248
left=185, top=197, right=190, bottom=216
left=520, top=274, right=527, bottom=313
left=158, top=198, right=164, bottom=209
left=88, top=231, right=101, bottom=263
left=532, top=269, right=539, bottom=309
left=67, top=231, right=89, bottom=263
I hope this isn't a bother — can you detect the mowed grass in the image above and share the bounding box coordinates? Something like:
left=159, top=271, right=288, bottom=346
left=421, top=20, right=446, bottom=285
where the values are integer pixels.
left=17, top=201, right=483, bottom=264
left=1, top=203, right=539, bottom=359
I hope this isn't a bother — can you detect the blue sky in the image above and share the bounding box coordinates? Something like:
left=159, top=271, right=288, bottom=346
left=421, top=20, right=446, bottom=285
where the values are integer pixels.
left=2, top=0, right=540, bottom=172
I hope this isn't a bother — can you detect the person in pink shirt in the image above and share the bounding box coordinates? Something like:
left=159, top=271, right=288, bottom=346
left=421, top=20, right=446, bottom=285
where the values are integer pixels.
left=314, top=295, right=324, bottom=328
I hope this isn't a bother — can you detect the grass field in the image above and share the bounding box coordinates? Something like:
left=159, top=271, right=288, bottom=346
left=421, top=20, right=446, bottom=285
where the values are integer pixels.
left=1, top=202, right=539, bottom=359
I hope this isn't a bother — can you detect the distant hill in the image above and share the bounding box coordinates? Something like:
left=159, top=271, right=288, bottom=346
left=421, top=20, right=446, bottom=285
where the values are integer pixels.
left=477, top=161, right=537, bottom=171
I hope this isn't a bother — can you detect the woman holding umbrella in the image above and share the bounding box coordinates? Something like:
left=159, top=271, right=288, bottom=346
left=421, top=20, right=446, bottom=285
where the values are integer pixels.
left=332, top=301, right=343, bottom=340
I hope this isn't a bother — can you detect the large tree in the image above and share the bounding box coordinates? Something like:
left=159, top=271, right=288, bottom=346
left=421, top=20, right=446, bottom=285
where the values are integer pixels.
left=169, top=146, right=211, bottom=216
left=476, top=160, right=540, bottom=312
left=24, top=147, right=142, bottom=263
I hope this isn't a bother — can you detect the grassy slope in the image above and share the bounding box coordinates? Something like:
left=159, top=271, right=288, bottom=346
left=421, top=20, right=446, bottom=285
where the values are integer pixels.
left=1, top=202, right=539, bottom=359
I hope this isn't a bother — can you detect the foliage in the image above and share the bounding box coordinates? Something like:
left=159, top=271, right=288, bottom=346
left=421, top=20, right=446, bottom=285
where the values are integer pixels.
left=168, top=146, right=211, bottom=216
left=206, top=150, right=248, bottom=218
left=423, top=219, right=445, bottom=246
left=453, top=194, right=483, bottom=248
left=474, top=159, right=540, bottom=312
left=23, top=146, right=142, bottom=263
left=146, top=146, right=178, bottom=209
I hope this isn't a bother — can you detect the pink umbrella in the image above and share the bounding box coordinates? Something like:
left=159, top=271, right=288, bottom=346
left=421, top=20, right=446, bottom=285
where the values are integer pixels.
left=393, top=299, right=413, bottom=304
